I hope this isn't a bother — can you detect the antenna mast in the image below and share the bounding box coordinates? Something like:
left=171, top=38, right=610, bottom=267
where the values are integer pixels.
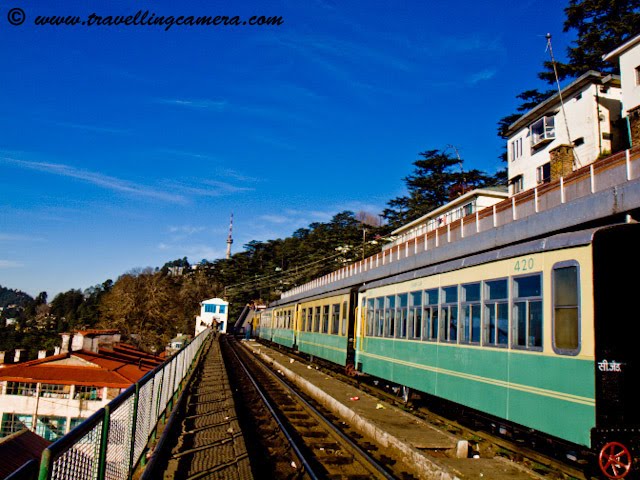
left=226, top=213, right=234, bottom=259
left=546, top=33, right=581, bottom=169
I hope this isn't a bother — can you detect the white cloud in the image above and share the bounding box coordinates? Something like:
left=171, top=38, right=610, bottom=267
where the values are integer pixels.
left=0, top=156, right=187, bottom=204
left=0, top=260, right=23, bottom=268
left=0, top=233, right=45, bottom=242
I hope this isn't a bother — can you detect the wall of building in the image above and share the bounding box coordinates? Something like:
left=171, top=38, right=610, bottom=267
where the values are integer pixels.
left=195, top=299, right=229, bottom=335
left=508, top=82, right=622, bottom=194
left=0, top=381, right=113, bottom=440
left=619, top=44, right=640, bottom=115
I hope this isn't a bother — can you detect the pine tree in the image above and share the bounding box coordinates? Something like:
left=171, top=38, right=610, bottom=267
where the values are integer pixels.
left=383, top=150, right=493, bottom=229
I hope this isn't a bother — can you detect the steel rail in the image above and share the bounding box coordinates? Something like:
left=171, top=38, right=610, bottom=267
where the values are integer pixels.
left=229, top=339, right=396, bottom=480
left=226, top=341, right=321, bottom=480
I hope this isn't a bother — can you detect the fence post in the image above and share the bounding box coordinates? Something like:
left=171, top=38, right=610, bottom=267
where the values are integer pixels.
left=37, top=448, right=52, bottom=480
left=97, top=407, right=111, bottom=480
left=127, top=383, right=141, bottom=480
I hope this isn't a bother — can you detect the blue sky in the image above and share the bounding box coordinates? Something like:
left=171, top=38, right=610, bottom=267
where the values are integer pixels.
left=0, top=0, right=571, bottom=298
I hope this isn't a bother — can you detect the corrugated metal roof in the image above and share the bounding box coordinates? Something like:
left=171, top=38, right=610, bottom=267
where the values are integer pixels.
left=0, top=344, right=162, bottom=388
left=0, top=429, right=51, bottom=479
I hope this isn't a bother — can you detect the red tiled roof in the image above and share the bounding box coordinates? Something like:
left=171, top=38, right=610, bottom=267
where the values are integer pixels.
left=0, top=429, right=51, bottom=479
left=0, top=345, right=163, bottom=388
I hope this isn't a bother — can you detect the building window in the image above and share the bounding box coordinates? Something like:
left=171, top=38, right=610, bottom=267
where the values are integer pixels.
left=553, top=262, right=580, bottom=354
left=461, top=283, right=481, bottom=344
left=636, top=66, right=640, bottom=86
left=204, top=304, right=217, bottom=313
left=513, top=274, right=543, bottom=350
left=536, top=163, right=551, bottom=184
left=6, top=382, right=37, bottom=397
left=75, top=385, right=103, bottom=401
left=484, top=279, right=509, bottom=347
left=40, top=384, right=71, bottom=399
left=530, top=116, right=556, bottom=148
left=510, top=137, right=523, bottom=161
left=441, top=286, right=459, bottom=342
left=69, top=417, right=86, bottom=431
left=219, top=305, right=227, bottom=314
left=1, top=413, right=33, bottom=438
left=36, top=416, right=67, bottom=441
left=510, top=175, right=524, bottom=194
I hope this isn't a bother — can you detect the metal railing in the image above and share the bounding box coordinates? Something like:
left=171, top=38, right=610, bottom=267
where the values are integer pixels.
left=9, top=330, right=212, bottom=480
left=281, top=145, right=640, bottom=299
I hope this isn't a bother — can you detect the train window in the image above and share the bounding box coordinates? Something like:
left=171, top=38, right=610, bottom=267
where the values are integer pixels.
left=484, top=279, right=509, bottom=347
left=301, top=308, right=307, bottom=331
left=384, top=296, right=396, bottom=338
left=307, top=308, right=313, bottom=332
left=331, top=304, right=340, bottom=334
left=409, top=291, right=422, bottom=340
left=314, top=306, right=321, bottom=332
left=462, top=283, right=481, bottom=344
left=441, top=286, right=459, bottom=342
left=513, top=274, right=543, bottom=350
left=375, top=297, right=384, bottom=337
left=552, top=263, right=580, bottom=354
left=366, top=299, right=375, bottom=336
left=322, top=305, right=330, bottom=333
left=423, top=289, right=439, bottom=341
left=342, top=301, right=348, bottom=336
left=396, top=294, right=408, bottom=339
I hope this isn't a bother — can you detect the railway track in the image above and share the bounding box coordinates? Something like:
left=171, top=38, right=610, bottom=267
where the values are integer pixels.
left=222, top=337, right=415, bottom=480
left=253, top=340, right=598, bottom=480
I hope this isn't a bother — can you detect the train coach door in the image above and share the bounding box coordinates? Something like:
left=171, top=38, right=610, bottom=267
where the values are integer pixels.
left=592, top=224, right=640, bottom=473
left=345, top=289, right=358, bottom=374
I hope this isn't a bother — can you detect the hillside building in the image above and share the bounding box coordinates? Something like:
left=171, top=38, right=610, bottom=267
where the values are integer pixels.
left=384, top=187, right=509, bottom=250
left=604, top=34, right=640, bottom=146
left=195, top=297, right=229, bottom=335
left=505, top=71, right=624, bottom=195
left=0, top=330, right=161, bottom=441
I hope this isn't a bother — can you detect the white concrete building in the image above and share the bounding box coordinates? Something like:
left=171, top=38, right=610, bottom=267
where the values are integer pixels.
left=0, top=330, right=161, bottom=441
left=604, top=34, right=640, bottom=146
left=505, top=71, right=623, bottom=195
left=195, top=297, right=229, bottom=335
left=385, top=187, right=509, bottom=250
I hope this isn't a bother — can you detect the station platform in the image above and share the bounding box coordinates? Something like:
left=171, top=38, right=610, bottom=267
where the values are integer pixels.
left=241, top=339, right=545, bottom=480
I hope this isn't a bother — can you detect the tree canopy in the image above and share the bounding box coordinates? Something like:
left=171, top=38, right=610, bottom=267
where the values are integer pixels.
left=382, top=149, right=498, bottom=229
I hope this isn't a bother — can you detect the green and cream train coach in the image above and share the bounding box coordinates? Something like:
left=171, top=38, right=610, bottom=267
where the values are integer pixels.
left=354, top=224, right=640, bottom=479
